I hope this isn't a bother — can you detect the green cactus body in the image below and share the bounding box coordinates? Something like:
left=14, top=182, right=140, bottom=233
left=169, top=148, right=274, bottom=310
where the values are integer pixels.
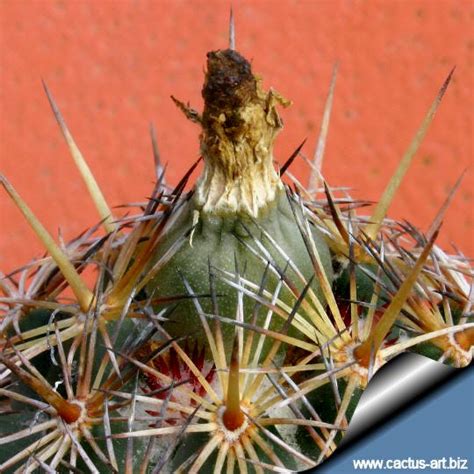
left=150, top=189, right=332, bottom=354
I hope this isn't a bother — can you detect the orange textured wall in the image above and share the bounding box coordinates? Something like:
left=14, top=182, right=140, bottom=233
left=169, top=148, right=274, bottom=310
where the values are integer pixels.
left=1, top=0, right=473, bottom=273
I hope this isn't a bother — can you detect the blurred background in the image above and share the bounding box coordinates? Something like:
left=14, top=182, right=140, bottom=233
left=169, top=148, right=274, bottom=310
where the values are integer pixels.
left=1, top=0, right=473, bottom=273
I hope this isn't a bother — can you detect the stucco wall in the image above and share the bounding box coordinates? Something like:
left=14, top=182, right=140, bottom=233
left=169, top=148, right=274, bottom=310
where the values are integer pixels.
left=1, top=0, right=472, bottom=272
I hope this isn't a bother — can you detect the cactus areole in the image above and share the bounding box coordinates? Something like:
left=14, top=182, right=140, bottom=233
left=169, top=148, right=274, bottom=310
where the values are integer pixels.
left=149, top=49, right=333, bottom=353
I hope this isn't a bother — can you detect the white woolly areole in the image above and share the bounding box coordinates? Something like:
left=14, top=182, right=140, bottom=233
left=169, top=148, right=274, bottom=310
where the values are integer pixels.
left=447, top=332, right=472, bottom=366
left=215, top=405, right=250, bottom=443
left=56, top=399, right=86, bottom=432
left=342, top=343, right=384, bottom=387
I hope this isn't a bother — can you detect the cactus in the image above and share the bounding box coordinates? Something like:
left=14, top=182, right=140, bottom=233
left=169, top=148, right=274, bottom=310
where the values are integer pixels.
left=1, top=14, right=472, bottom=473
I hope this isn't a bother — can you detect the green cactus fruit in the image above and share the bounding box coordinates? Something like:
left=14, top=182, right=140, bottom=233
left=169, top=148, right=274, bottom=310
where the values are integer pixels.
left=147, top=49, right=333, bottom=354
